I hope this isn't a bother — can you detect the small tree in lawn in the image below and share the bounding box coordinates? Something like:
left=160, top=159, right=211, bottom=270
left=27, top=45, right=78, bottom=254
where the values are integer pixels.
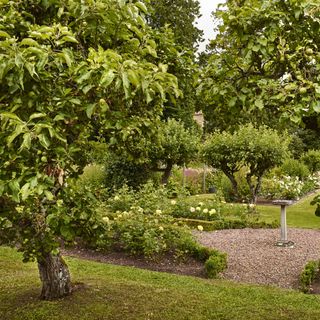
left=151, top=119, right=201, bottom=184
left=0, top=0, right=179, bottom=300
left=202, top=124, right=290, bottom=203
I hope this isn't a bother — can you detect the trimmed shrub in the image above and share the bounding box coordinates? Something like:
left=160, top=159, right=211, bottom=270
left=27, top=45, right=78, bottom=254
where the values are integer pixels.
left=205, top=252, right=228, bottom=279
left=299, top=260, right=320, bottom=293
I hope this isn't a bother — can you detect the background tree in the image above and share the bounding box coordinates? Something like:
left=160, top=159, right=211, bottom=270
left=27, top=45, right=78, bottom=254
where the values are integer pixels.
left=0, top=0, right=179, bottom=300
left=142, top=0, right=203, bottom=128
left=201, top=124, right=290, bottom=203
left=146, top=0, right=203, bottom=50
left=198, top=0, right=320, bottom=133
left=150, top=119, right=201, bottom=184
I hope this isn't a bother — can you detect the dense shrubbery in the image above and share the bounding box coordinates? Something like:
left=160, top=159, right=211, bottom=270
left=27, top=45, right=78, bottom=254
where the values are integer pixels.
left=65, top=179, right=228, bottom=277
left=301, top=150, right=320, bottom=174
left=280, top=159, right=310, bottom=180
left=260, top=174, right=320, bottom=200
left=104, top=154, right=155, bottom=190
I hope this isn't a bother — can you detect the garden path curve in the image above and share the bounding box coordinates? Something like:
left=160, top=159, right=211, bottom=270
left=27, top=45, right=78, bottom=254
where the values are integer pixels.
left=194, top=228, right=320, bottom=289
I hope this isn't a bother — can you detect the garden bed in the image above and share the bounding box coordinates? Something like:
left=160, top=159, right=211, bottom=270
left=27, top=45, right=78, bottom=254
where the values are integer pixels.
left=62, top=227, right=320, bottom=292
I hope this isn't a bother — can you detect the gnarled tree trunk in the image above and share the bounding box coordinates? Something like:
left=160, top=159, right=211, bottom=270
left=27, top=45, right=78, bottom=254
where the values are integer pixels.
left=38, top=252, right=72, bottom=300
left=161, top=161, right=173, bottom=185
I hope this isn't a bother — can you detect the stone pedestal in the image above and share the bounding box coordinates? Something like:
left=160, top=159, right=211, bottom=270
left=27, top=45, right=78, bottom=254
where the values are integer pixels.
left=272, top=200, right=295, bottom=248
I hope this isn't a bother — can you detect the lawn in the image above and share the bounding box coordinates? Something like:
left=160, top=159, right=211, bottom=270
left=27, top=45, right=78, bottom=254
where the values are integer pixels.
left=189, top=192, right=320, bottom=229
left=1, top=246, right=320, bottom=320
left=257, top=192, right=320, bottom=229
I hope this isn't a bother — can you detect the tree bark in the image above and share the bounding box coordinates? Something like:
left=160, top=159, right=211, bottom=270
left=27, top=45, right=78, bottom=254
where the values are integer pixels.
left=38, top=252, right=72, bottom=300
left=161, top=161, right=173, bottom=185
left=246, top=174, right=263, bottom=204
left=223, top=170, right=239, bottom=201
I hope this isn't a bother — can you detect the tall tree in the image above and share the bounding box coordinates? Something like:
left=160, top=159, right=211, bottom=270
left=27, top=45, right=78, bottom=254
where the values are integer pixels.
left=146, top=0, right=203, bottom=50
left=198, top=0, right=320, bottom=132
left=142, top=0, right=203, bottom=128
left=0, top=0, right=179, bottom=300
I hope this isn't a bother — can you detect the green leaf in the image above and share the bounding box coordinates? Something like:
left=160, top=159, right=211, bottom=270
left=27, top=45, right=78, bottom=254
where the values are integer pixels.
left=69, top=98, right=81, bottom=105
left=20, top=183, right=30, bottom=201
left=135, top=1, right=148, bottom=13
left=37, top=26, right=54, bottom=33
left=53, top=114, right=66, bottom=121
left=145, top=45, right=157, bottom=57
left=38, top=134, right=51, bottom=149
left=9, top=180, right=20, bottom=193
left=20, top=38, right=40, bottom=47
left=100, top=70, right=115, bottom=87
left=0, top=112, right=23, bottom=123
left=0, top=30, right=10, bottom=38
left=86, top=104, right=96, bottom=118
left=59, top=35, right=78, bottom=44
left=254, top=99, right=264, bottom=110
left=312, top=101, right=320, bottom=113
left=77, top=70, right=92, bottom=84
left=127, top=69, right=140, bottom=86
left=26, top=47, right=44, bottom=56
left=29, top=113, right=46, bottom=121
left=44, top=190, right=54, bottom=201
left=20, top=132, right=32, bottom=150
left=7, top=124, right=24, bottom=145
left=122, top=72, right=130, bottom=99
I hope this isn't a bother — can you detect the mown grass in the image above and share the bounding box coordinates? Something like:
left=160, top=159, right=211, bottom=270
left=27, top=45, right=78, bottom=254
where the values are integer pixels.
left=257, top=192, right=320, bottom=229
left=189, top=192, right=320, bottom=229
left=1, top=246, right=320, bottom=320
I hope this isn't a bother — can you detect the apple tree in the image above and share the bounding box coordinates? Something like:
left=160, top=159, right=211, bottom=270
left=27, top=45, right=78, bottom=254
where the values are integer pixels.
left=0, top=0, right=179, bottom=300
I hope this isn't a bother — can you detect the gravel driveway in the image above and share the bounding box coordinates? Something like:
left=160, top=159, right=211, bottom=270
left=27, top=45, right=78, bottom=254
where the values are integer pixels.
left=194, top=228, right=320, bottom=289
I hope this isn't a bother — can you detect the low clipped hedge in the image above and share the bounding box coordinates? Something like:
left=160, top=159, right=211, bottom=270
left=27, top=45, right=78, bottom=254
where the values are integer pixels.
left=177, top=218, right=279, bottom=231
left=182, top=241, right=227, bottom=279
left=299, top=260, right=320, bottom=293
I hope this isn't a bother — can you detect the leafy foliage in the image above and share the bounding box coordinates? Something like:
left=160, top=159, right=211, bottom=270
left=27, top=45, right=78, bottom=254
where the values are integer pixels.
left=301, top=149, right=320, bottom=174
left=280, top=158, right=310, bottom=180
left=0, top=0, right=180, bottom=289
left=151, top=119, right=201, bottom=184
left=204, top=252, right=228, bottom=279
left=146, top=0, right=203, bottom=50
left=199, top=0, right=320, bottom=131
left=201, top=124, right=290, bottom=202
left=299, top=260, right=320, bottom=293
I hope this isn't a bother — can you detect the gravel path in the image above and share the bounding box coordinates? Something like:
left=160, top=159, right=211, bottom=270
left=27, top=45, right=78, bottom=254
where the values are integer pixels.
left=194, top=228, right=320, bottom=289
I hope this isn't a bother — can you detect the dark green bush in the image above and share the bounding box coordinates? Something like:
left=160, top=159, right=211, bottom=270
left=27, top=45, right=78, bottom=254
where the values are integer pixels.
left=299, top=260, right=320, bottom=293
left=280, top=158, right=310, bottom=180
left=301, top=150, right=320, bottom=174
left=204, top=252, right=228, bottom=279
left=105, top=154, right=155, bottom=190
